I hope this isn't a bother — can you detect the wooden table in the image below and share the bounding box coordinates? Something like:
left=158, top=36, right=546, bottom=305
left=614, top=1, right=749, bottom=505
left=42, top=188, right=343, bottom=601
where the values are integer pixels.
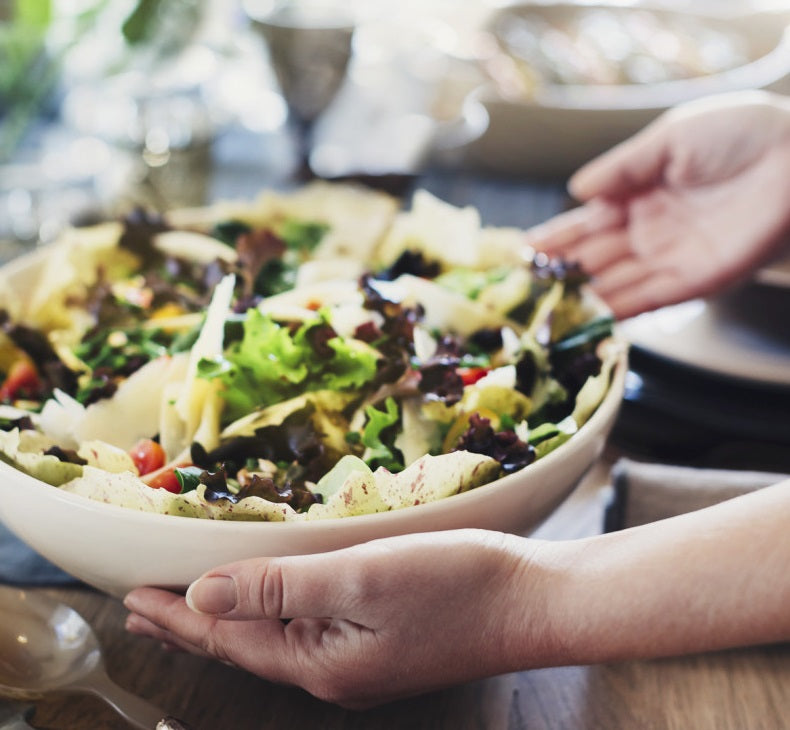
left=19, top=453, right=790, bottom=730
left=5, top=165, right=790, bottom=730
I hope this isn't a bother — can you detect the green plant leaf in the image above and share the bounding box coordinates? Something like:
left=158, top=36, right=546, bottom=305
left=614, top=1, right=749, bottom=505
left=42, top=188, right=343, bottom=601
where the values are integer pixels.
left=121, top=0, right=162, bottom=45
left=14, top=0, right=51, bottom=29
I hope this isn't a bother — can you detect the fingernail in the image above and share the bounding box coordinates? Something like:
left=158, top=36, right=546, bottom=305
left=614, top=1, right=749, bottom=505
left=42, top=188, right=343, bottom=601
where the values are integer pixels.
left=186, top=575, right=237, bottom=615
left=125, top=614, right=145, bottom=633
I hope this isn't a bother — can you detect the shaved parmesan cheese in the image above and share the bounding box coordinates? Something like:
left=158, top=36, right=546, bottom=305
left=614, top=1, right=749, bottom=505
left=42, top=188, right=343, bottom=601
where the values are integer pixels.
left=172, top=273, right=236, bottom=452
left=295, top=257, right=365, bottom=288
left=412, top=325, right=438, bottom=362
left=153, top=230, right=238, bottom=265
left=77, top=355, right=189, bottom=450
left=377, top=190, right=482, bottom=268
left=394, top=398, right=441, bottom=467
left=39, top=390, right=86, bottom=449
left=386, top=274, right=511, bottom=336
left=474, top=365, right=517, bottom=390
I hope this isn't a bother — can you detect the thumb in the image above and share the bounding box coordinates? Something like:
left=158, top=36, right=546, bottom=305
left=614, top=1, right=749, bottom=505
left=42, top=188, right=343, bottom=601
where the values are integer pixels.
left=569, top=115, right=669, bottom=201
left=185, top=551, right=357, bottom=621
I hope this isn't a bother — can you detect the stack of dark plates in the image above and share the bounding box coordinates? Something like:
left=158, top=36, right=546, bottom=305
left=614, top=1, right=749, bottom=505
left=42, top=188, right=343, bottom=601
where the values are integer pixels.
left=610, top=283, right=790, bottom=473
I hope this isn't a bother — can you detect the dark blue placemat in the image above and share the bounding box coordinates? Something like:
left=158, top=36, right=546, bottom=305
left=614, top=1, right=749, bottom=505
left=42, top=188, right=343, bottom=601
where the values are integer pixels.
left=0, top=520, right=80, bottom=585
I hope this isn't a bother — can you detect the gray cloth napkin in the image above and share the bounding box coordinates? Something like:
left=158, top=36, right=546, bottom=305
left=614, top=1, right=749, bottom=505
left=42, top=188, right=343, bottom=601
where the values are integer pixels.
left=0, top=520, right=79, bottom=585
left=604, top=458, right=790, bottom=531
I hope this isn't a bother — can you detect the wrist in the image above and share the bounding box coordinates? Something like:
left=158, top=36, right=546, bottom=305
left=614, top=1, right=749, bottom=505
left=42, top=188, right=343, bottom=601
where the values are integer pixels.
left=505, top=482, right=790, bottom=672
left=497, top=535, right=588, bottom=671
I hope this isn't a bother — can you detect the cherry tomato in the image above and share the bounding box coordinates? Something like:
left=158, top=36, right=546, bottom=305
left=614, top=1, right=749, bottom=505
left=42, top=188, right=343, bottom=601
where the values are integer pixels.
left=144, top=468, right=182, bottom=494
left=128, top=439, right=166, bottom=476
left=0, top=359, right=42, bottom=402
left=457, top=366, right=490, bottom=386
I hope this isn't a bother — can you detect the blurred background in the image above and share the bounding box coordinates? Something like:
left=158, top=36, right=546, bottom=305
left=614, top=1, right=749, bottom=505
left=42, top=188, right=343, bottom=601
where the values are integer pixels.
left=1, top=0, right=789, bottom=470
left=1, top=0, right=789, bottom=255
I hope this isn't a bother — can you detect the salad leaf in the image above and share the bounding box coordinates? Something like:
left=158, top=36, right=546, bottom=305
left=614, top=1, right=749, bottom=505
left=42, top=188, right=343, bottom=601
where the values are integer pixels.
left=0, top=428, right=83, bottom=486
left=211, top=220, right=252, bottom=247
left=227, top=219, right=330, bottom=300
left=74, top=326, right=169, bottom=375
left=454, top=413, right=535, bottom=474
left=219, top=390, right=349, bottom=437
left=571, top=341, right=621, bottom=427
left=375, top=451, right=500, bottom=509
left=313, top=454, right=372, bottom=503
left=434, top=267, right=509, bottom=300
left=76, top=439, right=138, bottom=473
left=199, top=309, right=378, bottom=422
left=375, top=250, right=440, bottom=281
left=174, top=465, right=205, bottom=494
left=418, top=359, right=464, bottom=405
left=307, top=467, right=389, bottom=519
left=278, top=219, right=330, bottom=252
left=528, top=416, right=578, bottom=460
left=361, top=397, right=402, bottom=471
left=59, top=467, right=297, bottom=521
left=118, top=208, right=170, bottom=265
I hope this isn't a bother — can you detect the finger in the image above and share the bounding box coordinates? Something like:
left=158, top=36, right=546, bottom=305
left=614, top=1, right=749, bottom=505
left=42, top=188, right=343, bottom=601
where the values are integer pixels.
left=604, top=271, right=697, bottom=320
left=125, top=587, right=296, bottom=680
left=125, top=611, right=212, bottom=658
left=125, top=587, right=287, bottom=650
left=127, top=612, right=237, bottom=664
left=124, top=588, right=225, bottom=652
left=184, top=548, right=373, bottom=621
left=561, top=230, right=632, bottom=275
left=524, top=199, right=625, bottom=254
left=627, top=190, right=686, bottom=257
left=590, top=244, right=710, bottom=318
left=589, top=257, right=654, bottom=302
left=569, top=118, right=669, bottom=201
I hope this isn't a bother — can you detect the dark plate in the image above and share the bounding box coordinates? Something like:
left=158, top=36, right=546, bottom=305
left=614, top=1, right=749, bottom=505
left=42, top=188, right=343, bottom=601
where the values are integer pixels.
left=611, top=346, right=790, bottom=472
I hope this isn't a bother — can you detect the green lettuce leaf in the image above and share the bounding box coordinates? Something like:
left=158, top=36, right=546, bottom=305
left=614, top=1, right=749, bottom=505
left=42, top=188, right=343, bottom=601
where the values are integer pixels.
left=361, top=397, right=402, bottom=471
left=198, top=309, right=378, bottom=421
left=277, top=219, right=330, bottom=252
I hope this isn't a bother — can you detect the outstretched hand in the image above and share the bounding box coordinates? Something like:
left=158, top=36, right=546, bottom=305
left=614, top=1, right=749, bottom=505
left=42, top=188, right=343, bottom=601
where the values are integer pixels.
left=124, top=529, right=548, bottom=709
left=526, top=91, right=790, bottom=319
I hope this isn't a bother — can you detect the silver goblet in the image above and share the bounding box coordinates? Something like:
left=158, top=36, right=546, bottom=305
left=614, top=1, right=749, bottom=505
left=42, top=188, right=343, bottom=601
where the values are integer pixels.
left=247, top=1, right=355, bottom=179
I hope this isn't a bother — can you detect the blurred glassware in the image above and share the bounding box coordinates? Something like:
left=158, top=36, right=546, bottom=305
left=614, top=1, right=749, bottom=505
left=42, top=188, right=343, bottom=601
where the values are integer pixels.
left=244, top=0, right=355, bottom=178
left=0, top=133, right=109, bottom=262
left=51, top=0, right=234, bottom=212
left=61, top=75, right=215, bottom=212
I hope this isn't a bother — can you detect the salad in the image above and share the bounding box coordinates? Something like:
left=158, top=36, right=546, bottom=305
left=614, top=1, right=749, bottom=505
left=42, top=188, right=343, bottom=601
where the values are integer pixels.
left=0, top=183, right=619, bottom=521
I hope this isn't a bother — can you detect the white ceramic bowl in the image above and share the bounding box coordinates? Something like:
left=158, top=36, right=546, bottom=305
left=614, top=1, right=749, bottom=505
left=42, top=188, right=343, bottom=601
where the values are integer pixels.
left=459, top=3, right=790, bottom=177
left=0, top=245, right=627, bottom=598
